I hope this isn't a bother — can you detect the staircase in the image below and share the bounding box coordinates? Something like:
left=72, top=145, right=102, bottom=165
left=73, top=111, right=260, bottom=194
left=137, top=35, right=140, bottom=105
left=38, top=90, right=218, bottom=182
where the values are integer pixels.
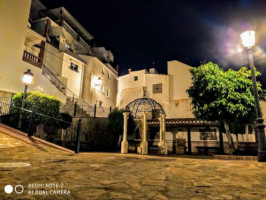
left=61, top=97, right=94, bottom=117
left=42, top=64, right=69, bottom=96
left=42, top=64, right=95, bottom=117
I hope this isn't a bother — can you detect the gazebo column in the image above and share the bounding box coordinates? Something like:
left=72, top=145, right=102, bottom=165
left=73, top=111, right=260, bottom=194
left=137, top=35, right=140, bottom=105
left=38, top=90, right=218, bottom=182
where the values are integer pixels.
left=162, top=114, right=168, bottom=154
left=159, top=114, right=167, bottom=155
left=187, top=128, right=192, bottom=155
left=121, top=112, right=129, bottom=154
left=159, top=117, right=163, bottom=145
left=142, top=112, right=148, bottom=155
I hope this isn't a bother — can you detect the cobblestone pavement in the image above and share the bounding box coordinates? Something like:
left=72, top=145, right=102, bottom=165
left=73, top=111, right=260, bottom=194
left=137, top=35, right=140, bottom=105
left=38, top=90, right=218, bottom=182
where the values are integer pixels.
left=0, top=131, right=265, bottom=200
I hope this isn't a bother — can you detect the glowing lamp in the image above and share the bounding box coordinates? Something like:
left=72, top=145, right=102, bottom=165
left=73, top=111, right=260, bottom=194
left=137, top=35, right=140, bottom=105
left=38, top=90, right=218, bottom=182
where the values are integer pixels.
left=22, top=69, right=33, bottom=85
left=92, top=76, right=102, bottom=90
left=96, top=77, right=102, bottom=86
left=240, top=30, right=255, bottom=48
left=94, top=77, right=102, bottom=87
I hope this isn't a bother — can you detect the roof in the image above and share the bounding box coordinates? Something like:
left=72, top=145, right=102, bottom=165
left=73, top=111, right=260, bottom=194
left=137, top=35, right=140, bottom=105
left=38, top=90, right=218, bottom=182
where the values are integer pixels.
left=147, top=118, right=217, bottom=127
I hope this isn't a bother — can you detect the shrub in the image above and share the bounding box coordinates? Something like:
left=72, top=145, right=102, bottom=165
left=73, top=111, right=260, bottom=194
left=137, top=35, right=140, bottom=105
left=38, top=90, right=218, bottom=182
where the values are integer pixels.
left=10, top=91, right=61, bottom=131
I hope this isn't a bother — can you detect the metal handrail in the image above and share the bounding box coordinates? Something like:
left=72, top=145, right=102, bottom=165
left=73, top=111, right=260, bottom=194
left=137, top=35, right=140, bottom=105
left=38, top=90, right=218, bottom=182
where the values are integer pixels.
left=42, top=64, right=110, bottom=117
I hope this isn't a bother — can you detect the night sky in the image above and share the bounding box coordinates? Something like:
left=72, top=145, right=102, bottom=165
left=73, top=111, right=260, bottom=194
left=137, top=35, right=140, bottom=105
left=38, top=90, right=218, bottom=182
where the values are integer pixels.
left=41, top=0, right=266, bottom=88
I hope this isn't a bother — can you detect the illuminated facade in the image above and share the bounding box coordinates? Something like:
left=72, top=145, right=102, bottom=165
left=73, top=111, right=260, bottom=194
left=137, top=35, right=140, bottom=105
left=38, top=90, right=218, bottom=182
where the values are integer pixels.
left=0, top=0, right=264, bottom=154
left=116, top=60, right=194, bottom=119
left=0, top=0, right=118, bottom=109
left=116, top=61, right=260, bottom=154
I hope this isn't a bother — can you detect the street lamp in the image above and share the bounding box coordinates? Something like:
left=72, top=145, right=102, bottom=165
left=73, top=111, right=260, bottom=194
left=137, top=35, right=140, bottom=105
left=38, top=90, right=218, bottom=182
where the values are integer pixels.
left=22, top=69, right=34, bottom=86
left=240, top=30, right=266, bottom=162
left=18, top=69, right=34, bottom=129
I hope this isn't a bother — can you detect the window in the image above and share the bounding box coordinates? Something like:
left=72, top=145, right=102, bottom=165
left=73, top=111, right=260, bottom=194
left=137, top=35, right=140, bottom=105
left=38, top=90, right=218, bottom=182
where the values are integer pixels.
left=102, top=68, right=105, bottom=75
left=70, top=62, right=78, bottom=72
left=108, top=73, right=111, bottom=79
left=153, top=83, right=162, bottom=93
left=107, top=89, right=110, bottom=97
left=101, top=85, right=105, bottom=93
left=99, top=101, right=103, bottom=107
left=134, top=76, right=138, bottom=81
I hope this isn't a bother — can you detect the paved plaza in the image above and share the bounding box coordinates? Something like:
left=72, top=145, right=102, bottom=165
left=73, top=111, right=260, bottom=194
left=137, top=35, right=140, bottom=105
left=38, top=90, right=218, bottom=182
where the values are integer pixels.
left=0, top=131, right=265, bottom=200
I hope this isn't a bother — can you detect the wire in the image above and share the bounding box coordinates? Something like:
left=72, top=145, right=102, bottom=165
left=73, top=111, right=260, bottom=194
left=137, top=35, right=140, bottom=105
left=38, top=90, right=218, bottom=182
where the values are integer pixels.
left=5, top=103, right=73, bottom=125
left=35, top=112, right=73, bottom=125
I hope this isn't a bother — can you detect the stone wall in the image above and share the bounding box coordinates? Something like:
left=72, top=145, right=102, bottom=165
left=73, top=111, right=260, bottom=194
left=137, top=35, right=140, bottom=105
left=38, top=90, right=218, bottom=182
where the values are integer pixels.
left=33, top=117, right=120, bottom=152
left=65, top=117, right=118, bottom=152
left=164, top=139, right=258, bottom=155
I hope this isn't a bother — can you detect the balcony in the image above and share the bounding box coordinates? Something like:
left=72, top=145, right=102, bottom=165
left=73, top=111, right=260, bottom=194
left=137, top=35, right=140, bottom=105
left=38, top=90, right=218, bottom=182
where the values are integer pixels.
left=22, top=51, right=42, bottom=68
left=22, top=27, right=45, bottom=68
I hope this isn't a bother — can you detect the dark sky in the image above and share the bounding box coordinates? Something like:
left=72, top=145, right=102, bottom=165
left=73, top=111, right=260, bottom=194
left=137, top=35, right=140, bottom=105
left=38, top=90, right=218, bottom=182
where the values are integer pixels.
left=41, top=0, right=266, bottom=87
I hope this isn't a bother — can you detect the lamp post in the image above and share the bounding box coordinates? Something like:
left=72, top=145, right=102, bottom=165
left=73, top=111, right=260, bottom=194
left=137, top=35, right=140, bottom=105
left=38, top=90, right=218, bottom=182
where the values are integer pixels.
left=240, top=30, right=266, bottom=162
left=18, top=69, right=34, bottom=129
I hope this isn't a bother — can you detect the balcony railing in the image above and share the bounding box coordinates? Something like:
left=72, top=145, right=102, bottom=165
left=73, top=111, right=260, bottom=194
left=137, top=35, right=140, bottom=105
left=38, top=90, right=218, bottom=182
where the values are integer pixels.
left=22, top=51, right=42, bottom=68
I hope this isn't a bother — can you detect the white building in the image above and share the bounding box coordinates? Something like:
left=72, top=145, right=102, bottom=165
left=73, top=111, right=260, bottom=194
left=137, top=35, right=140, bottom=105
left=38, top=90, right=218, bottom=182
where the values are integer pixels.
left=117, top=61, right=259, bottom=154
left=0, top=0, right=118, bottom=115
left=0, top=0, right=263, bottom=154
left=117, top=60, right=195, bottom=118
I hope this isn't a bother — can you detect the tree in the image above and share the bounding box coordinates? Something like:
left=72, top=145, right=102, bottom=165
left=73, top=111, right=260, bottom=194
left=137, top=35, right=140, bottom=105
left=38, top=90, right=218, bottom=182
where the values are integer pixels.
left=187, top=62, right=263, bottom=153
left=107, top=108, right=135, bottom=149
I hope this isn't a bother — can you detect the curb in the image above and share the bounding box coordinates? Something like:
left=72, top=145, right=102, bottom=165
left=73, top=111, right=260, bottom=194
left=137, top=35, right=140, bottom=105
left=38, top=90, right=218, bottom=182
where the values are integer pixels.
left=213, top=154, right=258, bottom=161
left=0, top=123, right=74, bottom=154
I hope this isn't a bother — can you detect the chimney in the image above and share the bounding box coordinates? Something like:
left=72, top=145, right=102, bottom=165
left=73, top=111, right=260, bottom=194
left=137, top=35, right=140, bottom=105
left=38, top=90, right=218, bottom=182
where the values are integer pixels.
left=128, top=69, right=132, bottom=74
left=149, top=68, right=158, bottom=74
left=116, top=65, right=119, bottom=72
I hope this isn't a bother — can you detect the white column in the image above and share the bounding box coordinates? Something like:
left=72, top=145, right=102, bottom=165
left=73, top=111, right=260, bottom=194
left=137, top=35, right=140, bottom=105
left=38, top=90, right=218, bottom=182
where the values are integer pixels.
left=142, top=112, right=148, bottom=155
left=121, top=112, right=129, bottom=154
left=162, top=114, right=166, bottom=143
left=159, top=113, right=167, bottom=155
left=159, top=117, right=162, bottom=145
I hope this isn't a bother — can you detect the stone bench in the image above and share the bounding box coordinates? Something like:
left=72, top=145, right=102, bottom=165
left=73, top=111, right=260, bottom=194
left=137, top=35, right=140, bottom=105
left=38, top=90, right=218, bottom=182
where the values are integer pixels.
left=149, top=146, right=159, bottom=154
left=196, top=146, right=220, bottom=155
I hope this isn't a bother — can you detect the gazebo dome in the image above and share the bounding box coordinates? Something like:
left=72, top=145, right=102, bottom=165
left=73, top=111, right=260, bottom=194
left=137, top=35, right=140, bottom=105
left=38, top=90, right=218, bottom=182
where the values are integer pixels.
left=125, top=98, right=165, bottom=119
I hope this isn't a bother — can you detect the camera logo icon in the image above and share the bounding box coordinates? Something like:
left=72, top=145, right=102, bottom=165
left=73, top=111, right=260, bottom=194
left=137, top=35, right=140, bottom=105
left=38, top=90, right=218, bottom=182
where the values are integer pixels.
left=4, top=185, right=24, bottom=194
left=4, top=185, right=13, bottom=194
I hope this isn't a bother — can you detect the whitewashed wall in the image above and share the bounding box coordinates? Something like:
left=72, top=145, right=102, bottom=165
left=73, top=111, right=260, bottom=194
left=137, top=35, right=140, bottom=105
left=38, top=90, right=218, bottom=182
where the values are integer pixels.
left=80, top=55, right=118, bottom=108
left=117, top=70, right=169, bottom=111
left=0, top=0, right=66, bottom=102
left=61, top=53, right=84, bottom=97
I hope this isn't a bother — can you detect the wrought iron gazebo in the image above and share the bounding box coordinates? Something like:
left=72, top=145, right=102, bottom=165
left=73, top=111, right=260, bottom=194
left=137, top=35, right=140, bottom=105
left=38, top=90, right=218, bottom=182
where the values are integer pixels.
left=125, top=98, right=165, bottom=119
